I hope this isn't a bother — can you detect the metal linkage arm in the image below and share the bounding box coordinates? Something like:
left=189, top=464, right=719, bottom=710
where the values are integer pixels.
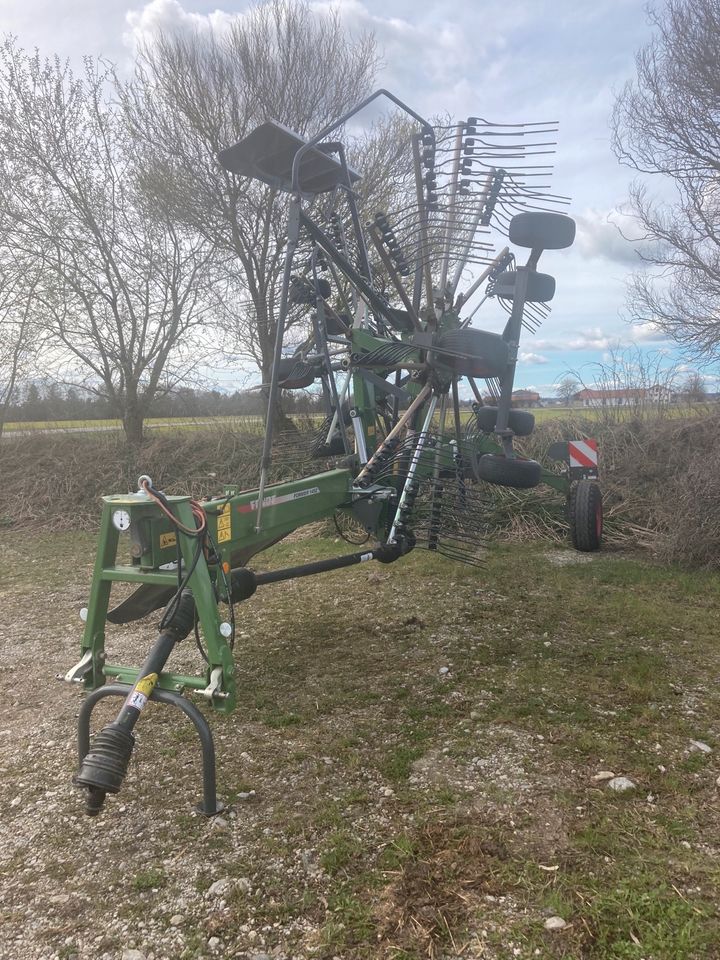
left=292, top=89, right=434, bottom=193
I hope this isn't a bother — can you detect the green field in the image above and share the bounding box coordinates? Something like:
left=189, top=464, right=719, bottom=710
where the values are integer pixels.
left=3, top=401, right=713, bottom=435
left=2, top=415, right=254, bottom=432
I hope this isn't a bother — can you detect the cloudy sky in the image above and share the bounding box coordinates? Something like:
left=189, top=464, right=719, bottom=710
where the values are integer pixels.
left=4, top=0, right=695, bottom=394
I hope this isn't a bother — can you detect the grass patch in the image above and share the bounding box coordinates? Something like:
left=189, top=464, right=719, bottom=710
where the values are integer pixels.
left=131, top=868, right=167, bottom=892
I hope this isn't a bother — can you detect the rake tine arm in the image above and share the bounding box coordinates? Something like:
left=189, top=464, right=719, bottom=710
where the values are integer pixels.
left=367, top=224, right=422, bottom=330
left=457, top=246, right=510, bottom=313
left=411, top=133, right=436, bottom=317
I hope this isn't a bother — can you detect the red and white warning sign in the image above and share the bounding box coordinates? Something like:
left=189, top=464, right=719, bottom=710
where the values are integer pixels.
left=568, top=438, right=598, bottom=469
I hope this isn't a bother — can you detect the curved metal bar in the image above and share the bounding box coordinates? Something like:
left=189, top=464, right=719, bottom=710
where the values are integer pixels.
left=77, top=683, right=222, bottom=816
left=291, top=88, right=435, bottom=193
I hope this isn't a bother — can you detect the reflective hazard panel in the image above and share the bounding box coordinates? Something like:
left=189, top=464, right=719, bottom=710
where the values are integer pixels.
left=568, top=439, right=598, bottom=469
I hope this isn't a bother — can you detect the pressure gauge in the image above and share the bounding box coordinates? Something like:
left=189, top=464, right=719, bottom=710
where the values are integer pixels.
left=112, top=509, right=131, bottom=531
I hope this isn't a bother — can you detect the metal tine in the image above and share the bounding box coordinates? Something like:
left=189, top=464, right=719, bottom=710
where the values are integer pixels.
left=398, top=246, right=496, bottom=271
left=410, top=481, right=491, bottom=566
left=466, top=161, right=557, bottom=172
left=458, top=149, right=558, bottom=163
left=484, top=378, right=501, bottom=400
left=396, top=215, right=494, bottom=239
left=463, top=135, right=559, bottom=148
left=495, top=296, right=551, bottom=334
left=497, top=182, right=570, bottom=201
left=462, top=117, right=560, bottom=130
left=383, top=200, right=491, bottom=226
left=462, top=136, right=559, bottom=151
left=393, top=234, right=495, bottom=258
left=352, top=342, right=416, bottom=367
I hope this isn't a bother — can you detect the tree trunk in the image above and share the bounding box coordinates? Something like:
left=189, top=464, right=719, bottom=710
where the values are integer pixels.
left=122, top=402, right=145, bottom=445
left=261, top=357, right=298, bottom=437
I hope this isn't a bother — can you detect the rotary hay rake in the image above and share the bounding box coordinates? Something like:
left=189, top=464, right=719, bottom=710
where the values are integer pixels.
left=66, top=90, right=603, bottom=818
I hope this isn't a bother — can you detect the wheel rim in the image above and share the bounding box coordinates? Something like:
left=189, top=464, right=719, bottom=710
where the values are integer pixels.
left=595, top=499, right=603, bottom=539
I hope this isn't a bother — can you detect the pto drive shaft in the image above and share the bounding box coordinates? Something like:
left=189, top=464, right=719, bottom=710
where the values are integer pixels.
left=75, top=590, right=195, bottom=816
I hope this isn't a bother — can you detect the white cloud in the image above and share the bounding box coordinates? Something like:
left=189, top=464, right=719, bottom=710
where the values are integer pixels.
left=533, top=328, right=621, bottom=352
left=566, top=327, right=620, bottom=351
left=574, top=207, right=654, bottom=266
left=519, top=351, right=549, bottom=365
left=124, top=0, right=237, bottom=49
left=629, top=320, right=668, bottom=343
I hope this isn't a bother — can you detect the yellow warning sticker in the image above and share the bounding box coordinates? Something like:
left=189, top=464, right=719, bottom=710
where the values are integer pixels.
left=217, top=503, right=232, bottom=543
left=135, top=673, right=158, bottom=697
left=159, top=532, right=177, bottom=549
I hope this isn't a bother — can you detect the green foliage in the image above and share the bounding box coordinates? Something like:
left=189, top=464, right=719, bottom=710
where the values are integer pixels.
left=131, top=868, right=166, bottom=892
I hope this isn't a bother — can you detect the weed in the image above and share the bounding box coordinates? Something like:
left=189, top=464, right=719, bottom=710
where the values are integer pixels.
left=131, top=868, right=166, bottom=892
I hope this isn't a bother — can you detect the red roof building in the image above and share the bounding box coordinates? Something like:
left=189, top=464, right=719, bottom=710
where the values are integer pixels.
left=572, top=386, right=671, bottom=407
left=511, top=389, right=541, bottom=408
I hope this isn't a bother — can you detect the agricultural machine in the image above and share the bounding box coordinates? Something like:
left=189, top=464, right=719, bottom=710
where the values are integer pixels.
left=65, top=90, right=602, bottom=817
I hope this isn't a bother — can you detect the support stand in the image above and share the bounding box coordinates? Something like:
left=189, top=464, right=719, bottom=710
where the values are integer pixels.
left=77, top=684, right=223, bottom=817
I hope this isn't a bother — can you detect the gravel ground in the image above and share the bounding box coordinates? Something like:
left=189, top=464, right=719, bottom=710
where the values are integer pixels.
left=2, top=531, right=720, bottom=960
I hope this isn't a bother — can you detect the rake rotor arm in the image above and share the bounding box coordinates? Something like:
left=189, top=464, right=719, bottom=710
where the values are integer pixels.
left=291, top=89, right=434, bottom=194
left=456, top=246, right=511, bottom=314
left=367, top=224, right=422, bottom=330
left=300, top=213, right=404, bottom=330
left=255, top=198, right=302, bottom=532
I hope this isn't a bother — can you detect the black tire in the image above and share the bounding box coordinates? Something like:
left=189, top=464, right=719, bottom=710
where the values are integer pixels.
left=475, top=454, right=542, bottom=489
left=509, top=212, right=576, bottom=250
left=492, top=270, right=556, bottom=304
left=568, top=480, right=603, bottom=551
left=277, top=358, right=315, bottom=389
left=474, top=406, right=535, bottom=437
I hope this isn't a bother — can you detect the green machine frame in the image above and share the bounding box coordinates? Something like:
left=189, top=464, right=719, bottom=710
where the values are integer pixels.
left=66, top=89, right=602, bottom=818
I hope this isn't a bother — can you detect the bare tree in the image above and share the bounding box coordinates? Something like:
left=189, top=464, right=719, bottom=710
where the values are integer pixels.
left=612, top=0, right=720, bottom=360
left=681, top=370, right=707, bottom=403
left=556, top=375, right=580, bottom=405
left=0, top=249, right=41, bottom=438
left=0, top=41, right=218, bottom=443
left=121, top=0, right=380, bottom=419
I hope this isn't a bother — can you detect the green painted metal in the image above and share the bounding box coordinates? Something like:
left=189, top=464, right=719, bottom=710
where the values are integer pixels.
left=79, top=469, right=358, bottom=714
left=103, top=664, right=208, bottom=693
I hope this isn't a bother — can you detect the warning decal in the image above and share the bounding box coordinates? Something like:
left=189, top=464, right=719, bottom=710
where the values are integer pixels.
left=568, top=439, right=598, bottom=469
left=126, top=673, right=158, bottom=713
left=217, top=502, right=232, bottom=542
left=237, top=486, right=321, bottom=514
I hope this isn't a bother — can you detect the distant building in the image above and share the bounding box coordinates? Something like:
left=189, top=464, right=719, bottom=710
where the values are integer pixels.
left=572, top=386, right=672, bottom=408
left=511, top=389, right=542, bottom=408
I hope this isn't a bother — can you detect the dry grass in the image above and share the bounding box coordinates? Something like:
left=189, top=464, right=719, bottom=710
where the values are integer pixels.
left=376, top=818, right=511, bottom=957
left=3, top=410, right=720, bottom=566
left=0, top=418, right=318, bottom=529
